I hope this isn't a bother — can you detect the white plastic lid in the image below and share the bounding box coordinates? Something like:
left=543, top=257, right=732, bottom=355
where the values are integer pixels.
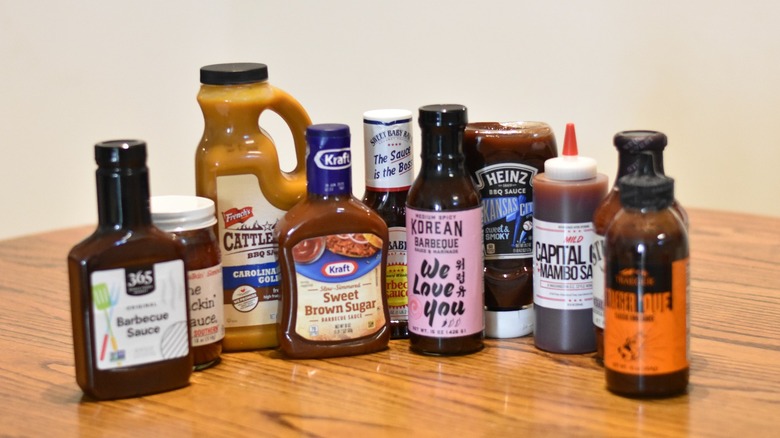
left=151, top=195, right=217, bottom=232
left=544, top=123, right=598, bottom=181
left=363, top=109, right=413, bottom=123
left=485, top=306, right=535, bottom=338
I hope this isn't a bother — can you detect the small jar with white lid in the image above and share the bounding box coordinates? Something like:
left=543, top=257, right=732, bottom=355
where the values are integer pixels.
left=152, top=195, right=224, bottom=370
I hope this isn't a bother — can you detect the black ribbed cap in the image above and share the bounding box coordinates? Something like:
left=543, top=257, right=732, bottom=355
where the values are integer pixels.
left=618, top=152, right=674, bottom=210
left=418, top=104, right=468, bottom=128
left=200, top=63, right=268, bottom=85
left=95, top=140, right=147, bottom=168
left=613, top=130, right=667, bottom=153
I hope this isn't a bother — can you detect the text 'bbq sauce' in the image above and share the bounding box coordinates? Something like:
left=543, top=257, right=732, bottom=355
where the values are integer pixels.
left=464, top=122, right=558, bottom=338
left=68, top=140, right=192, bottom=400
left=406, top=104, right=485, bottom=356
left=275, top=124, right=390, bottom=359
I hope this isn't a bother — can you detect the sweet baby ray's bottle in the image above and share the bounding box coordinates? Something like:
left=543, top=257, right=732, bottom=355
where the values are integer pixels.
left=195, top=62, right=311, bottom=351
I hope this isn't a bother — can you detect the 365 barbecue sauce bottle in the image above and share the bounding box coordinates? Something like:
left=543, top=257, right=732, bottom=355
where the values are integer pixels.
left=68, top=140, right=192, bottom=400
left=406, top=104, right=485, bottom=355
left=604, top=153, right=689, bottom=397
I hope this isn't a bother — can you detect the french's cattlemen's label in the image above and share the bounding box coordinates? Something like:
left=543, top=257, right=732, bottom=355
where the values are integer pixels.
left=533, top=219, right=597, bottom=310
left=216, top=174, right=283, bottom=329
left=604, top=259, right=689, bottom=375
left=406, top=208, right=484, bottom=338
left=292, top=233, right=385, bottom=341
left=473, top=163, right=537, bottom=260
left=91, top=260, right=188, bottom=370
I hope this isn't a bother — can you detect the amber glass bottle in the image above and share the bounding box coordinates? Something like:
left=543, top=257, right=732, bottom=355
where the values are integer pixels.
left=362, top=109, right=414, bottom=339
left=592, top=130, right=688, bottom=362
left=195, top=62, right=311, bottom=351
left=406, top=104, right=484, bottom=356
left=68, top=140, right=192, bottom=400
left=604, top=153, right=689, bottom=397
left=275, top=124, right=390, bottom=359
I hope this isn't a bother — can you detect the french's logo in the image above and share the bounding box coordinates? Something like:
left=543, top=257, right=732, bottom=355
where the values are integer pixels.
left=322, top=261, right=358, bottom=277
left=223, top=207, right=254, bottom=228
left=314, top=148, right=351, bottom=170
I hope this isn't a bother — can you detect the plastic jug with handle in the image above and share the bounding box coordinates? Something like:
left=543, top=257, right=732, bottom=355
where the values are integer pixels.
left=195, top=62, right=311, bottom=351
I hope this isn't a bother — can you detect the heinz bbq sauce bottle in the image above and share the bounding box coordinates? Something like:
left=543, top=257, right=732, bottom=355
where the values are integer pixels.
left=406, top=104, right=485, bottom=355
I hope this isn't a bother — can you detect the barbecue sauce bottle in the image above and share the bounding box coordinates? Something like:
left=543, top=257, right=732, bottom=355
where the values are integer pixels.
left=68, top=140, right=192, bottom=400
left=362, top=109, right=414, bottom=339
left=195, top=62, right=311, bottom=351
left=604, top=153, right=689, bottom=397
left=275, top=124, right=390, bottom=358
left=406, top=104, right=485, bottom=355
left=532, top=123, right=608, bottom=353
left=593, top=130, right=688, bottom=362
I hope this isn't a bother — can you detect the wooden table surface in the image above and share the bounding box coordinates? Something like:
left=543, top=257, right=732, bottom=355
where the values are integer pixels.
left=0, top=208, right=778, bottom=437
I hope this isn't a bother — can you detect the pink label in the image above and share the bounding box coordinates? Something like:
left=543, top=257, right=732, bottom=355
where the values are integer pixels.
left=406, top=207, right=484, bottom=338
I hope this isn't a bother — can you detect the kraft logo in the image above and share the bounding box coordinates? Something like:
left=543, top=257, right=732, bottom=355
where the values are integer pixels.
left=314, top=148, right=351, bottom=170
left=321, top=261, right=358, bottom=277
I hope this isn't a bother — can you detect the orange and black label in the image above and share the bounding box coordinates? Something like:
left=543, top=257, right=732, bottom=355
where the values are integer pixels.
left=604, top=259, right=689, bottom=375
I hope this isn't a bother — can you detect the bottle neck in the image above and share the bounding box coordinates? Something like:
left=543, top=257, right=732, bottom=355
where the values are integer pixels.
left=198, top=82, right=268, bottom=137
left=419, top=126, right=467, bottom=174
left=616, top=150, right=666, bottom=179
left=96, top=167, right=152, bottom=230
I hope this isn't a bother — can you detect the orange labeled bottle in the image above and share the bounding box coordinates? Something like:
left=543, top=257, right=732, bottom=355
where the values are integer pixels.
left=195, top=63, right=311, bottom=351
left=592, top=130, right=688, bottom=362
left=68, top=140, right=192, bottom=400
left=275, top=124, right=390, bottom=358
left=604, top=153, right=689, bottom=397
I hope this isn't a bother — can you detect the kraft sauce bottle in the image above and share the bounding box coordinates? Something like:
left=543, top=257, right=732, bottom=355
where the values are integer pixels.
left=406, top=104, right=485, bottom=355
left=532, top=124, right=607, bottom=353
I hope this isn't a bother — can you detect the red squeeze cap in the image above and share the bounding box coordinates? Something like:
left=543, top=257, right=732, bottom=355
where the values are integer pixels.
left=563, top=123, right=578, bottom=156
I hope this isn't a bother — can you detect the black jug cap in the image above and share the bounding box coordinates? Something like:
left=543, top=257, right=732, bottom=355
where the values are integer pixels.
left=618, top=152, right=674, bottom=210
left=200, top=63, right=269, bottom=85
left=418, top=104, right=468, bottom=128
left=95, top=140, right=147, bottom=168
left=613, top=130, right=667, bottom=153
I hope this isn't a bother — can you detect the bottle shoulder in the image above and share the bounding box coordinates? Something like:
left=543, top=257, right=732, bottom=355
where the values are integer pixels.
left=276, top=195, right=389, bottom=244
left=605, top=208, right=689, bottom=257
left=69, top=227, right=184, bottom=270
left=407, top=174, right=480, bottom=211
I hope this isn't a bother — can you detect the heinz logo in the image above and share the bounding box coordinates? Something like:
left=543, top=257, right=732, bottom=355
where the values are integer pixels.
left=314, top=148, right=351, bottom=170
left=322, top=261, right=358, bottom=277
left=223, top=207, right=254, bottom=228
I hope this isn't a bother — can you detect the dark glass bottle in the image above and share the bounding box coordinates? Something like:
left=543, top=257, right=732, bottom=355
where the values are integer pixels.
left=592, top=130, right=688, bottom=362
left=406, top=104, right=485, bottom=355
left=362, top=109, right=414, bottom=339
left=604, top=153, right=689, bottom=397
left=68, top=140, right=192, bottom=400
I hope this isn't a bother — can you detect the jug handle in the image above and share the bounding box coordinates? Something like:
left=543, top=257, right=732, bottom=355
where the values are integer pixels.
left=267, top=85, right=311, bottom=178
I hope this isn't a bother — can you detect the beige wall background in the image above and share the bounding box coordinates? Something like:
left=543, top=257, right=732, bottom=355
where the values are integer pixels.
left=2, top=0, right=779, bottom=240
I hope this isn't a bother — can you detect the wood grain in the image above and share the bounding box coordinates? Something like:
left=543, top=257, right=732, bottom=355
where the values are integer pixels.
left=0, top=208, right=778, bottom=437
